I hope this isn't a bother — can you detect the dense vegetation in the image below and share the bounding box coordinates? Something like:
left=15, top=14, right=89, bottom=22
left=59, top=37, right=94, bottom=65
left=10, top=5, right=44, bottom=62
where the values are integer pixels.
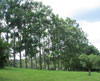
left=0, top=68, right=100, bottom=81
left=0, top=0, right=100, bottom=73
left=0, top=38, right=9, bottom=68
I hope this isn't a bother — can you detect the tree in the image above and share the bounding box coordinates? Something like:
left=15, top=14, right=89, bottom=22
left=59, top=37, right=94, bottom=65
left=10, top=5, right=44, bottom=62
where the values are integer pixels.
left=79, top=54, right=91, bottom=75
left=0, top=38, right=9, bottom=68
left=79, top=54, right=100, bottom=76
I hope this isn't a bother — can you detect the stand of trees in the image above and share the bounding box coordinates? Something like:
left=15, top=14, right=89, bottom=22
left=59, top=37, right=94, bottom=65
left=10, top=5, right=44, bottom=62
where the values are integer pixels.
left=0, top=0, right=100, bottom=71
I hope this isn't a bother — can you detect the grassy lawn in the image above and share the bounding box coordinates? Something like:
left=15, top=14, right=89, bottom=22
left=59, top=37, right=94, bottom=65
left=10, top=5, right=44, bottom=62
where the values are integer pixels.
left=0, top=68, right=100, bottom=81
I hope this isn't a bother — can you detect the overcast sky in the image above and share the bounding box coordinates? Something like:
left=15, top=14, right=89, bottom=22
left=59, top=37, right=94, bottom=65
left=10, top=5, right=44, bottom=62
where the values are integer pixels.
left=34, top=0, right=100, bottom=51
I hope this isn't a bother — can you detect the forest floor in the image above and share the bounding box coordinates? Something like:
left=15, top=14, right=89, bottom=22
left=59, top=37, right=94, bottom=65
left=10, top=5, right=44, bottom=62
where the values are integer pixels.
left=0, top=68, right=100, bottom=81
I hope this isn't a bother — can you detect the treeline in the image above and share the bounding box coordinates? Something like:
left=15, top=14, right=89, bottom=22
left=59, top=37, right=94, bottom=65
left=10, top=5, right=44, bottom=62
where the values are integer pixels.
left=0, top=0, right=100, bottom=71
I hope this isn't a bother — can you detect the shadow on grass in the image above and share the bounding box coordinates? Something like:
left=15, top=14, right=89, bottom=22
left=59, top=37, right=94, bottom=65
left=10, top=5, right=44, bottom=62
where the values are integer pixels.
left=0, top=67, right=18, bottom=71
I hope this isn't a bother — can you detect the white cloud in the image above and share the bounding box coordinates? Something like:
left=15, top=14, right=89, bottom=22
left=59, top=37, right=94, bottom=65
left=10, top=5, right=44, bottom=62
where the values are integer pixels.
left=34, top=0, right=100, bottom=18
left=78, top=21, right=100, bottom=50
left=34, top=0, right=100, bottom=51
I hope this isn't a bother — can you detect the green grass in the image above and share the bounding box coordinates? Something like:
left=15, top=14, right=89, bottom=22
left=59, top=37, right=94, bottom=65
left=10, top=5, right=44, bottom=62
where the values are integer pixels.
left=0, top=68, right=100, bottom=81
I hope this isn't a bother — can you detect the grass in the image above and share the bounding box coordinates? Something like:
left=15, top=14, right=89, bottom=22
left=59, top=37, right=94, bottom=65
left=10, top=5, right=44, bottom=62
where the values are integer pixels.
left=0, top=68, right=100, bottom=81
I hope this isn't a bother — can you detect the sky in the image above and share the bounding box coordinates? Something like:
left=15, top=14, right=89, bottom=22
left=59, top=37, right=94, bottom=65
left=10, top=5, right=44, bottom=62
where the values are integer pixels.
left=34, top=0, right=100, bottom=51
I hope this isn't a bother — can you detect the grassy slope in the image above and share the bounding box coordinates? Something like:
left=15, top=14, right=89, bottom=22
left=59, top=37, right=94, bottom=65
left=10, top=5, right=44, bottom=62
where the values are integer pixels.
left=0, top=68, right=100, bottom=81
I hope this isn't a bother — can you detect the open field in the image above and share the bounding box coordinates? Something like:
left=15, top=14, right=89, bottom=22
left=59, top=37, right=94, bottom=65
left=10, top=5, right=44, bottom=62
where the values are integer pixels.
left=0, top=68, right=100, bottom=81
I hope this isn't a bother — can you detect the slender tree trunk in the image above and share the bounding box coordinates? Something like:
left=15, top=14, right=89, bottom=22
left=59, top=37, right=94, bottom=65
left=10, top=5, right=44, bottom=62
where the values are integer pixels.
left=53, top=55, right=56, bottom=70
left=30, top=57, right=33, bottom=69
left=39, top=37, right=42, bottom=69
left=39, top=46, right=42, bottom=69
left=0, top=32, right=1, bottom=38
left=54, top=60, right=56, bottom=70
left=35, top=56, right=37, bottom=69
left=53, top=55, right=55, bottom=70
left=19, top=51, right=22, bottom=68
left=57, top=56, right=60, bottom=71
left=25, top=48, right=28, bottom=68
left=6, top=32, right=9, bottom=66
left=58, top=61, right=59, bottom=71
left=25, top=55, right=28, bottom=68
left=19, top=36, right=22, bottom=68
left=44, top=53, right=46, bottom=70
left=47, top=49, right=50, bottom=70
left=43, top=47, right=46, bottom=70
left=47, top=58, right=50, bottom=70
left=61, top=61, right=63, bottom=71
left=88, top=68, right=91, bottom=76
left=24, top=28, right=28, bottom=69
left=47, top=35, right=50, bottom=70
left=13, top=31, right=16, bottom=67
left=7, top=32, right=9, bottom=43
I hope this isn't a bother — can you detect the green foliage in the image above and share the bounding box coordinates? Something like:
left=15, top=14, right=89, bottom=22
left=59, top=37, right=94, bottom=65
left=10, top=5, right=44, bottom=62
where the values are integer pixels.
left=0, top=0, right=100, bottom=71
left=79, top=54, right=100, bottom=70
left=0, top=38, right=9, bottom=68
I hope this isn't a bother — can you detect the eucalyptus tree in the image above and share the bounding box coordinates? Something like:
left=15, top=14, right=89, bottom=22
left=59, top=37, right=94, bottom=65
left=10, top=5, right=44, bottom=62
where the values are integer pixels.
left=0, top=0, right=14, bottom=67
left=49, top=14, right=65, bottom=70
left=1, top=0, right=27, bottom=67
left=27, top=1, right=53, bottom=69
left=49, top=17, right=88, bottom=70
left=25, top=25, right=38, bottom=68
left=12, top=0, right=38, bottom=68
left=0, top=0, right=11, bottom=67
left=61, top=18, right=88, bottom=70
left=55, top=18, right=66, bottom=70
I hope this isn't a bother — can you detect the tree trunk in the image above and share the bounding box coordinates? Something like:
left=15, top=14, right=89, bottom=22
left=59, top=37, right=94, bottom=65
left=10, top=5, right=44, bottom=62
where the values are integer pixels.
left=43, top=52, right=46, bottom=70
left=25, top=55, right=28, bottom=68
left=47, top=58, right=50, bottom=70
left=47, top=35, right=50, bottom=70
left=88, top=68, right=91, bottom=76
left=58, top=61, right=59, bottom=71
left=39, top=37, right=42, bottom=69
left=39, top=47, right=42, bottom=69
left=47, top=50, right=50, bottom=70
left=24, top=30, right=28, bottom=69
left=19, top=36, right=22, bottom=68
left=7, top=32, right=9, bottom=43
left=61, top=61, right=63, bottom=71
left=0, top=32, right=1, bottom=38
left=25, top=49, right=28, bottom=68
left=30, top=57, right=33, bottom=69
left=35, top=56, right=37, bottom=69
left=6, top=32, right=9, bottom=66
left=53, top=55, right=56, bottom=70
left=43, top=41, right=47, bottom=70
left=54, top=60, right=56, bottom=70
left=13, top=31, right=16, bottom=67
left=19, top=51, right=22, bottom=68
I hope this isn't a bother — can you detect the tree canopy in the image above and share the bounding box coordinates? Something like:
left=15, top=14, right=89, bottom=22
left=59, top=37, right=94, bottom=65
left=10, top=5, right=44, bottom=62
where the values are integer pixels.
left=0, top=0, right=100, bottom=71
